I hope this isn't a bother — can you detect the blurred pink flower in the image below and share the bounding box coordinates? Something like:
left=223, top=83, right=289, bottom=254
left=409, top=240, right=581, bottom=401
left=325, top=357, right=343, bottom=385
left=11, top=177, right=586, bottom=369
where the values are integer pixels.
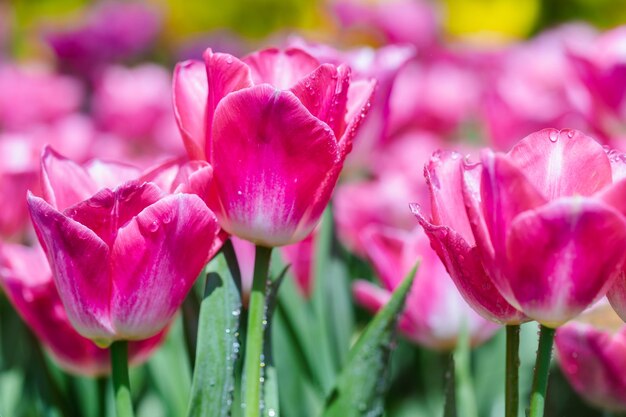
left=0, top=64, right=83, bottom=131
left=173, top=47, right=375, bottom=246
left=389, top=55, right=481, bottom=137
left=46, top=1, right=161, bottom=75
left=331, top=0, right=438, bottom=48
left=27, top=148, right=220, bottom=346
left=353, top=225, right=498, bottom=350
left=92, top=64, right=184, bottom=155
left=0, top=243, right=166, bottom=376
left=556, top=303, right=626, bottom=412
left=569, top=25, right=626, bottom=140
left=483, top=24, right=595, bottom=150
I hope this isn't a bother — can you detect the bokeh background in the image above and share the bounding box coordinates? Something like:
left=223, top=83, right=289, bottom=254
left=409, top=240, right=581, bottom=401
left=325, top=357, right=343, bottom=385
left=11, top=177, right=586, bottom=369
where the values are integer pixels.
left=1, top=1, right=626, bottom=416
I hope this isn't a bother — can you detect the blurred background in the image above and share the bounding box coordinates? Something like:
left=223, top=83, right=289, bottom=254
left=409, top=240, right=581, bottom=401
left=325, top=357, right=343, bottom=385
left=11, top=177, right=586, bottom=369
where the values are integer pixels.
left=1, top=1, right=626, bottom=417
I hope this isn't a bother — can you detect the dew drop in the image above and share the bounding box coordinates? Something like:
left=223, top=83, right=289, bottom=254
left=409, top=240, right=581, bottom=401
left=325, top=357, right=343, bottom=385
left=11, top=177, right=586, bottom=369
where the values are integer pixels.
left=548, top=131, right=558, bottom=142
left=237, top=190, right=243, bottom=196
left=567, top=130, right=575, bottom=138
left=148, top=220, right=159, bottom=232
left=161, top=213, right=172, bottom=224
left=226, top=56, right=233, bottom=64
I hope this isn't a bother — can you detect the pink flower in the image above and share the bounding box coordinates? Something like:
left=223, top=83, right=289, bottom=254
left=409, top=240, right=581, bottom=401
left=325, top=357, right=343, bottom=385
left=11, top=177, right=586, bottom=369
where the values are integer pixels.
left=466, top=128, right=626, bottom=327
left=412, top=150, right=526, bottom=324
left=568, top=25, right=626, bottom=139
left=92, top=64, right=184, bottom=155
left=0, top=243, right=165, bottom=376
left=173, top=47, right=375, bottom=246
left=27, top=148, right=221, bottom=346
left=330, top=0, right=438, bottom=48
left=287, top=39, right=416, bottom=173
left=0, top=63, right=83, bottom=131
left=483, top=24, right=594, bottom=150
left=353, top=225, right=498, bottom=350
left=45, top=1, right=161, bottom=75
left=555, top=303, right=626, bottom=412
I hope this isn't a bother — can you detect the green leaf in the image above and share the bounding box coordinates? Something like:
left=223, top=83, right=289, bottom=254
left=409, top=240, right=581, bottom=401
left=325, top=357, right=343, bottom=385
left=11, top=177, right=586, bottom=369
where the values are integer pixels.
left=186, top=249, right=242, bottom=417
left=147, top=316, right=191, bottom=416
left=320, top=264, right=418, bottom=417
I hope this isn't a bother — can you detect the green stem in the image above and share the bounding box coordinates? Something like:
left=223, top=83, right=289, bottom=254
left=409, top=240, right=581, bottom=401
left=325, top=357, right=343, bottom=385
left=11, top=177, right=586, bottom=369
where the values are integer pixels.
left=505, top=325, right=520, bottom=417
left=242, top=245, right=272, bottom=417
left=97, top=376, right=108, bottom=417
left=110, top=341, right=134, bottom=417
left=528, top=325, right=555, bottom=417
left=443, top=353, right=457, bottom=417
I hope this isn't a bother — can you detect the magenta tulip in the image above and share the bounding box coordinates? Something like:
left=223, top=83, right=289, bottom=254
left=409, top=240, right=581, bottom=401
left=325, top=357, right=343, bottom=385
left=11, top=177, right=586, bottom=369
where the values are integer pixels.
left=467, top=128, right=626, bottom=327
left=27, top=148, right=221, bottom=346
left=556, top=303, right=626, bottom=412
left=0, top=243, right=165, bottom=375
left=173, top=47, right=375, bottom=246
left=353, top=225, right=498, bottom=350
left=412, top=150, right=526, bottom=324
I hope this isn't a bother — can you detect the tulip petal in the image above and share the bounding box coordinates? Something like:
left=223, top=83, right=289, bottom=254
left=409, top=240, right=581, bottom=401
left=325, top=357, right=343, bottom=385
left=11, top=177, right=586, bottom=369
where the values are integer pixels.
left=426, top=150, right=474, bottom=243
left=210, top=84, right=338, bottom=246
left=505, top=198, right=626, bottom=326
left=41, top=146, right=99, bottom=210
left=66, top=181, right=164, bottom=247
left=110, top=194, right=220, bottom=339
left=480, top=149, right=547, bottom=262
left=27, top=193, right=114, bottom=343
left=173, top=60, right=208, bottom=160
left=204, top=49, right=254, bottom=159
left=84, top=160, right=141, bottom=190
left=508, top=128, right=612, bottom=199
left=290, top=63, right=350, bottom=138
left=556, top=322, right=626, bottom=412
left=411, top=203, right=526, bottom=324
left=243, top=48, right=320, bottom=89
left=352, top=280, right=391, bottom=313
left=341, top=78, right=376, bottom=157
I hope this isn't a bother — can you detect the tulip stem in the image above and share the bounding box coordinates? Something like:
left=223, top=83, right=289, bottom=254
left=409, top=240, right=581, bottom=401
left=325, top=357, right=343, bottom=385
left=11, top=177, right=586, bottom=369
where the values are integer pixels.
left=528, top=325, right=555, bottom=417
left=242, top=245, right=273, bottom=417
left=505, top=324, right=520, bottom=417
left=110, top=341, right=134, bottom=417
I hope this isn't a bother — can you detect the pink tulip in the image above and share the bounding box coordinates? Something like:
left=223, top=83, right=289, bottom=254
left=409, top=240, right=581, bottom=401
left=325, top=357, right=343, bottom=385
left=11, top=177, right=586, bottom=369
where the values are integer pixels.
left=353, top=225, right=498, bottom=350
left=483, top=24, right=595, bottom=150
left=467, top=128, right=626, bottom=327
left=45, top=1, right=161, bottom=75
left=555, top=303, right=626, bottom=412
left=287, top=39, right=416, bottom=173
left=412, top=150, right=526, bottom=325
left=27, top=148, right=221, bottom=346
left=173, top=47, right=375, bottom=246
left=0, top=63, right=83, bottom=131
left=330, top=0, right=438, bottom=48
left=0, top=243, right=165, bottom=376
left=92, top=64, right=184, bottom=155
left=568, top=25, right=626, bottom=139
left=388, top=55, right=481, bottom=137
left=336, top=173, right=425, bottom=256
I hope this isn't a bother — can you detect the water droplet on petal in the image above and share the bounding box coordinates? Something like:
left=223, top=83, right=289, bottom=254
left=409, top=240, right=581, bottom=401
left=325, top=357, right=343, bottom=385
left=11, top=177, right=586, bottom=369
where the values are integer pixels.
left=148, top=220, right=159, bottom=232
left=567, top=130, right=575, bottom=138
left=549, top=131, right=558, bottom=142
left=225, top=56, right=233, bottom=64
